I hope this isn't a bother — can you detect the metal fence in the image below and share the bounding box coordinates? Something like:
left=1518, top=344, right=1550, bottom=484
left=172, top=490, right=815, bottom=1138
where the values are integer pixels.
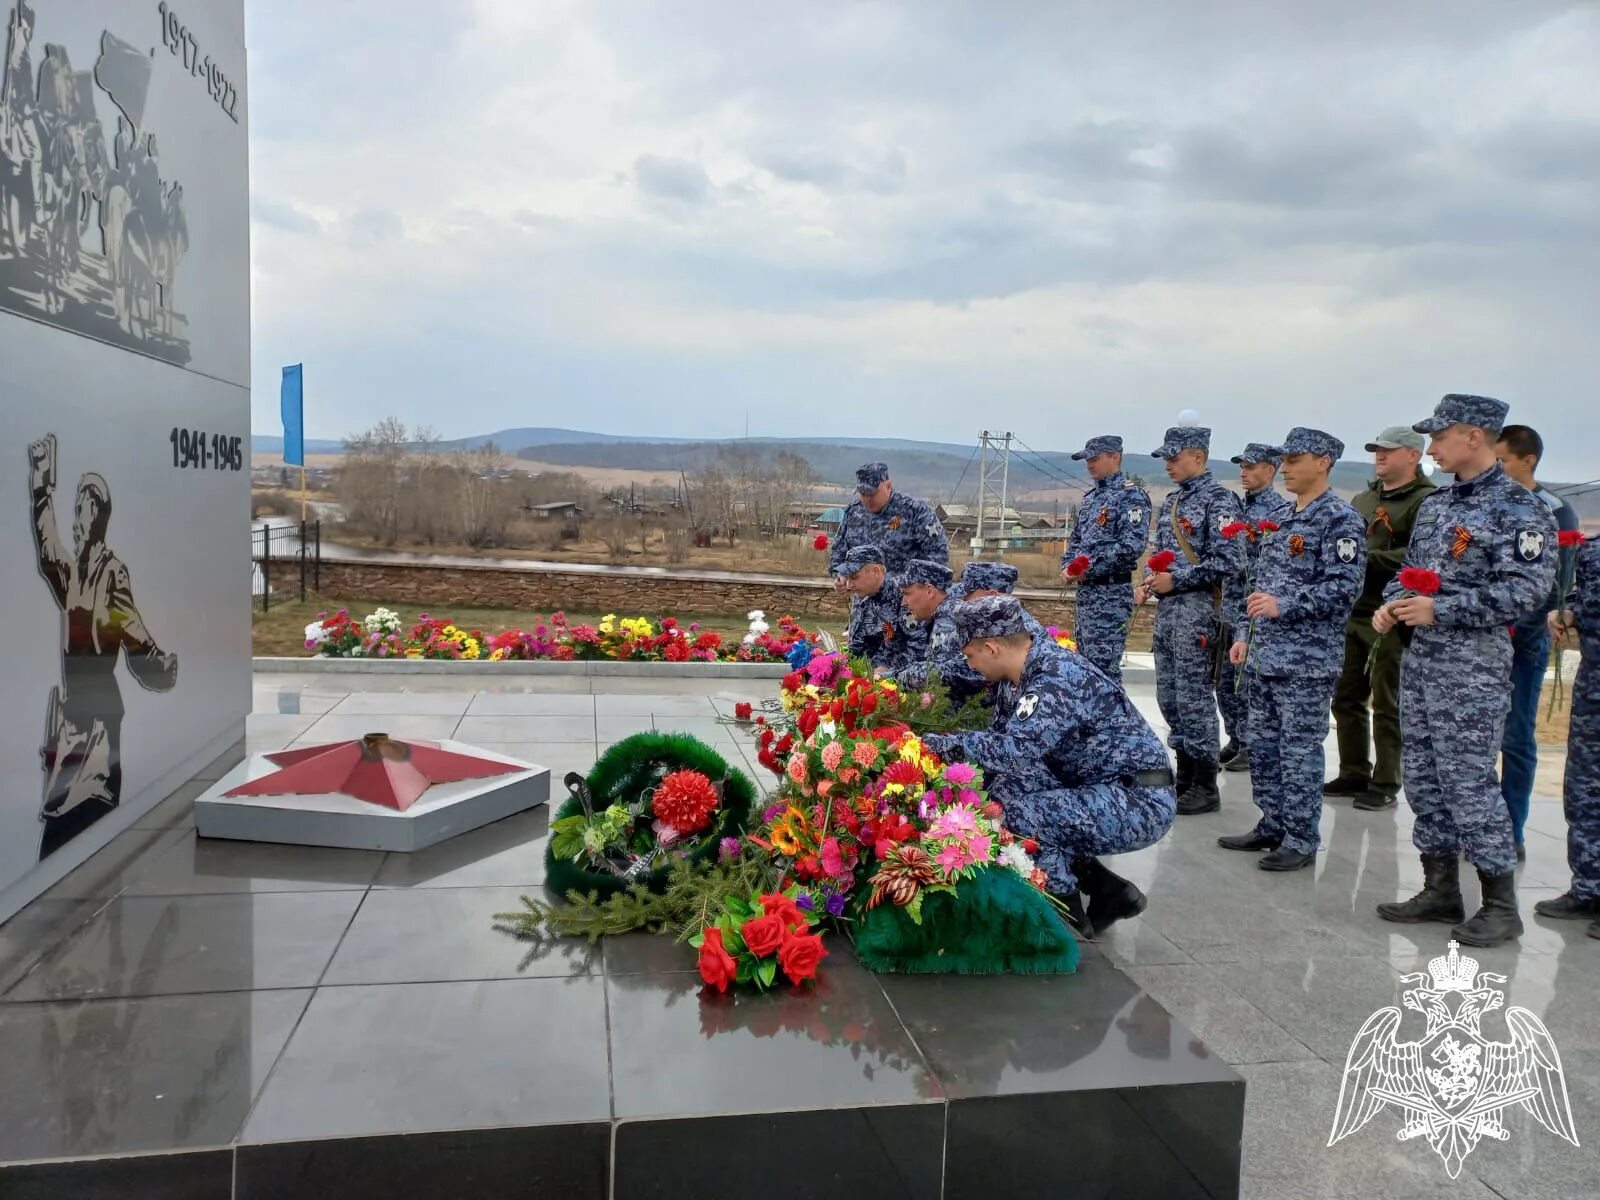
left=251, top=521, right=321, bottom=611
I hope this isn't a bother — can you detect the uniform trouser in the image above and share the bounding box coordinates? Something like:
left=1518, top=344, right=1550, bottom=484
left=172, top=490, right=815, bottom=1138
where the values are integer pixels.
left=1073, top=581, right=1133, bottom=683
left=1216, top=621, right=1248, bottom=745
left=999, top=781, right=1177, bottom=894
left=1154, top=590, right=1222, bottom=765
left=1246, top=672, right=1337, bottom=856
left=1331, top=617, right=1403, bottom=792
left=1400, top=635, right=1516, bottom=875
left=1564, top=646, right=1600, bottom=901
left=1500, top=623, right=1550, bottom=844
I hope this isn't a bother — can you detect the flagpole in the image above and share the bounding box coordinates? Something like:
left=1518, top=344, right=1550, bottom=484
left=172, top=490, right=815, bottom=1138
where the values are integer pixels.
left=300, top=466, right=307, bottom=523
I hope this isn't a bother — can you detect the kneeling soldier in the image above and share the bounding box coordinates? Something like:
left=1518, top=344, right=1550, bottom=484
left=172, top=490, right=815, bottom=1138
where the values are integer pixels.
left=894, top=559, right=988, bottom=704
left=921, top=595, right=1177, bottom=937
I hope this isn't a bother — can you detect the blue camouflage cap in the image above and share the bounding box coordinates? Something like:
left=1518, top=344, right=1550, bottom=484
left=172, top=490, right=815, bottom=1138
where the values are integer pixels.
left=1280, top=427, right=1345, bottom=461
left=837, top=544, right=885, bottom=574
left=957, top=561, right=1019, bottom=595
left=902, top=558, right=953, bottom=589
left=855, top=461, right=890, bottom=492
left=951, top=595, right=1032, bottom=644
left=1412, top=393, right=1510, bottom=437
left=1151, top=426, right=1212, bottom=458
left=1070, top=434, right=1123, bottom=461
left=1229, top=442, right=1283, bottom=466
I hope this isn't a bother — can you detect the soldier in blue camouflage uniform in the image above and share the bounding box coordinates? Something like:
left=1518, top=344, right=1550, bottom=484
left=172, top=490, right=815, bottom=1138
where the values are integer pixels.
left=1217, top=429, right=1366, bottom=871
left=1374, top=395, right=1557, bottom=947
left=922, top=596, right=1177, bottom=937
left=1134, top=425, right=1245, bottom=816
left=952, top=560, right=1046, bottom=636
left=838, top=545, right=911, bottom=672
left=1534, top=534, right=1600, bottom=936
left=1060, top=436, right=1151, bottom=683
left=1217, top=443, right=1294, bottom=770
left=893, top=559, right=988, bottom=703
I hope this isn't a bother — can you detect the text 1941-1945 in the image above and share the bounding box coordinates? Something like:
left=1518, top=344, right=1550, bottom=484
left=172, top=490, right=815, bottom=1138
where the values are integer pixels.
left=170, top=428, right=243, bottom=472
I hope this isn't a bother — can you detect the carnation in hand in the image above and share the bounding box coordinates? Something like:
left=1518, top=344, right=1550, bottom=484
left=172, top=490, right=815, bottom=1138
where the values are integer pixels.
left=1558, top=530, right=1586, bottom=549
left=1066, top=554, right=1090, bottom=578
left=813, top=533, right=830, bottom=551
left=1220, top=521, right=1250, bottom=539
left=1255, top=520, right=1280, bottom=533
left=1147, top=550, right=1178, bottom=573
left=1397, top=566, right=1442, bottom=596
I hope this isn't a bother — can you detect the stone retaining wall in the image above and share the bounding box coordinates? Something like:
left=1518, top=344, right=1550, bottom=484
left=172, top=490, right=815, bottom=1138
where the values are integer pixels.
left=267, top=559, right=1157, bottom=638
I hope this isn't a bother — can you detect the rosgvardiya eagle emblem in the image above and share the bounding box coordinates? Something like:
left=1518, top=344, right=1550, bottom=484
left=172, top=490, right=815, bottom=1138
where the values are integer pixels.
left=1329, top=941, right=1578, bottom=1178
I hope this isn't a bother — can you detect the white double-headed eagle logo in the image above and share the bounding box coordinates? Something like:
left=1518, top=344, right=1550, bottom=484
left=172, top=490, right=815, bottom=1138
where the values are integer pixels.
left=1329, top=941, right=1578, bottom=1178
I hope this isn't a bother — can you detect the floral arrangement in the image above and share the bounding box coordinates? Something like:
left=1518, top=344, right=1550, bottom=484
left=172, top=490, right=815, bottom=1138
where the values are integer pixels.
left=692, top=886, right=828, bottom=992
left=304, top=607, right=818, bottom=665
left=551, top=766, right=727, bottom=876
left=1044, top=626, right=1077, bottom=651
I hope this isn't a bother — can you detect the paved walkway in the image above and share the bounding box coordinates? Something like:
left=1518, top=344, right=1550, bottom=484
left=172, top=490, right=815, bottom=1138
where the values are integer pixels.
left=2, top=670, right=1590, bottom=1198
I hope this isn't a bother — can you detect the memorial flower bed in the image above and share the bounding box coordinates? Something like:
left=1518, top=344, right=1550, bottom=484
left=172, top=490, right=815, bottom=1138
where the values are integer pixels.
left=303, top=607, right=816, bottom=665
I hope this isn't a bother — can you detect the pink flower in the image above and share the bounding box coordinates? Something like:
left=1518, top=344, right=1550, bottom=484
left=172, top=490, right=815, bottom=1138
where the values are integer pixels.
left=956, top=788, right=982, bottom=809
left=933, top=806, right=977, bottom=839
left=942, top=763, right=977, bottom=786
left=820, top=836, right=857, bottom=879
left=820, top=741, right=846, bottom=771
left=786, top=755, right=809, bottom=785
left=652, top=819, right=683, bottom=846
left=851, top=741, right=881, bottom=768
left=967, top=833, right=993, bottom=863
left=937, top=843, right=971, bottom=875
left=919, top=692, right=934, bottom=709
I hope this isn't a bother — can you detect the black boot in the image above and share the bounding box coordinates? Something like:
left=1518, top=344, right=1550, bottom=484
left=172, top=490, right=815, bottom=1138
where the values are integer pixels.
left=1376, top=854, right=1465, bottom=924
left=1075, top=858, right=1147, bottom=935
left=1453, top=869, right=1523, bottom=947
left=1220, top=738, right=1249, bottom=772
left=1054, top=889, right=1095, bottom=940
left=1174, top=749, right=1195, bottom=797
left=1219, top=738, right=1242, bottom=765
left=1176, top=759, right=1221, bottom=815
left=1534, top=891, right=1600, bottom=920
left=1217, top=829, right=1280, bottom=851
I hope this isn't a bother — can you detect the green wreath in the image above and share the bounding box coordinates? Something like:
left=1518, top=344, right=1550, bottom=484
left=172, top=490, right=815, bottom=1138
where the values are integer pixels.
left=544, top=731, right=756, bottom=899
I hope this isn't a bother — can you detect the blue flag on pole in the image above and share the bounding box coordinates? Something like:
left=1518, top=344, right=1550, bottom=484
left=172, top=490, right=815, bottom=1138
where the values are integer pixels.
left=280, top=364, right=304, bottom=466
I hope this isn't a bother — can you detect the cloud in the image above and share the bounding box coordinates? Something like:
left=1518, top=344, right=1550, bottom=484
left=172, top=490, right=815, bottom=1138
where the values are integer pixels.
left=245, top=0, right=1600, bottom=479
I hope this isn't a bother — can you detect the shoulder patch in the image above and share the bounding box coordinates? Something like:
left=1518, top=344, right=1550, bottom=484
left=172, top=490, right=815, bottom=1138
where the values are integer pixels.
left=1015, top=693, right=1039, bottom=721
left=1336, top=537, right=1358, bottom=563
left=1516, top=529, right=1546, bottom=562
left=1128, top=507, right=1144, bottom=525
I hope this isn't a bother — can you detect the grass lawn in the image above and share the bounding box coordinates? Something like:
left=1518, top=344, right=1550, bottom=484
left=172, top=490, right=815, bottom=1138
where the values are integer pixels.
left=251, top=595, right=830, bottom=657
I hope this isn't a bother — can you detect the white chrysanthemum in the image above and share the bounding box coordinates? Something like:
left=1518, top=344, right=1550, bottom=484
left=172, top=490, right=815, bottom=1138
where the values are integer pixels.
left=303, top=621, right=327, bottom=644
left=747, top=609, right=765, bottom=621
left=998, top=842, right=1034, bottom=875
left=742, top=633, right=756, bottom=645
left=750, top=620, right=770, bottom=636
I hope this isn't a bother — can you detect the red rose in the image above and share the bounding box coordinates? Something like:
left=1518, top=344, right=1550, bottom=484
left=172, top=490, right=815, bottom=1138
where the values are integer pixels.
left=1066, top=555, right=1090, bottom=578
left=742, top=912, right=786, bottom=958
left=1147, top=550, right=1177, bottom=573
left=813, top=533, right=830, bottom=551
left=760, top=892, right=809, bottom=930
left=1397, top=566, right=1441, bottom=596
left=734, top=701, right=753, bottom=721
left=1558, top=530, right=1585, bottom=549
left=778, top=929, right=828, bottom=984
left=698, top=927, right=738, bottom=992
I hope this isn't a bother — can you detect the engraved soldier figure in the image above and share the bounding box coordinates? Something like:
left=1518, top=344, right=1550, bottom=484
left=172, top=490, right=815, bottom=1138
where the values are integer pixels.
left=29, top=434, right=179, bottom=859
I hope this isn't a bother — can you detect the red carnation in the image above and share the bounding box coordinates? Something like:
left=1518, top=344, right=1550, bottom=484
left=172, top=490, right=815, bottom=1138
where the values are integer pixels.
left=698, top=927, right=738, bottom=992
left=778, top=928, right=828, bottom=984
left=782, top=670, right=805, bottom=691
left=653, top=769, right=720, bottom=834
left=1397, top=566, right=1442, bottom=596
left=1256, top=520, right=1280, bottom=533
left=1220, top=521, right=1250, bottom=539
left=797, top=707, right=821, bottom=739
left=1147, top=550, right=1178, bottom=573
left=813, top=533, right=830, bottom=551
left=1066, top=555, right=1091, bottom=578
left=1558, top=530, right=1586, bottom=549
left=734, top=701, right=754, bottom=721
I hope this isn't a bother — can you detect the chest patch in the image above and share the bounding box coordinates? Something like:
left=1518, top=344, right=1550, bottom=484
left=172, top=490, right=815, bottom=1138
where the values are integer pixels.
left=1336, top=537, right=1358, bottom=563
left=1096, top=507, right=1109, bottom=527
left=1015, top=693, right=1039, bottom=721
left=1517, top=530, right=1546, bottom=562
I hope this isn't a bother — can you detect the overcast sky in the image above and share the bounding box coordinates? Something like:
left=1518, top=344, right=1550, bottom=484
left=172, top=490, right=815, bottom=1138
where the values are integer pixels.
left=246, top=0, right=1599, bottom=478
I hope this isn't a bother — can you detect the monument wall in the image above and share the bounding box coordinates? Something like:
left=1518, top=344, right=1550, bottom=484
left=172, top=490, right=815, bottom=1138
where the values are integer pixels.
left=0, top=0, right=248, bottom=921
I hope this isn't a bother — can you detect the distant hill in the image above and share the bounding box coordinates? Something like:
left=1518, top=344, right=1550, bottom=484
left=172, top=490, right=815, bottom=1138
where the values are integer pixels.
left=252, top=435, right=348, bottom=455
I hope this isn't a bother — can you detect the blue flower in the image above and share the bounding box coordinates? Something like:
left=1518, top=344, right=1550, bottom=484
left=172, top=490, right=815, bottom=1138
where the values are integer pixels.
left=785, top=640, right=814, bottom=669
left=825, top=892, right=848, bottom=918
left=795, top=892, right=816, bottom=911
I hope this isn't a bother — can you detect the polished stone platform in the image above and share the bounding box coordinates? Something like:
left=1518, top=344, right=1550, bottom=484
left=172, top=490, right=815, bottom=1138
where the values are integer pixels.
left=0, top=679, right=1244, bottom=1199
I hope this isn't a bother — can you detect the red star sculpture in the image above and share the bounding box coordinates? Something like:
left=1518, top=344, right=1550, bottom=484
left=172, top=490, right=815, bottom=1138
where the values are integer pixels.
left=225, top=733, right=521, bottom=812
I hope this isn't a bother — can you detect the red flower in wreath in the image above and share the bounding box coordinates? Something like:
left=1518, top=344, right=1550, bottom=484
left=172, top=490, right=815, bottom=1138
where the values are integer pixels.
left=1397, top=566, right=1441, bottom=596
left=653, top=770, right=720, bottom=834
left=698, top=927, right=738, bottom=993
left=1558, top=530, right=1585, bottom=549
left=1066, top=555, right=1090, bottom=578
left=1147, top=550, right=1178, bottom=573
left=813, top=533, right=829, bottom=551
left=881, top=760, right=924, bottom=789
left=779, top=928, right=827, bottom=983
left=1220, top=521, right=1251, bottom=539
left=1288, top=534, right=1306, bottom=557
left=741, top=913, right=786, bottom=958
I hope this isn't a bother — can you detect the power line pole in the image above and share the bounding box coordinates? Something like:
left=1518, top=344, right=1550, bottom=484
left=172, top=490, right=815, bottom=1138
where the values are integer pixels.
left=975, top=430, right=1014, bottom=558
